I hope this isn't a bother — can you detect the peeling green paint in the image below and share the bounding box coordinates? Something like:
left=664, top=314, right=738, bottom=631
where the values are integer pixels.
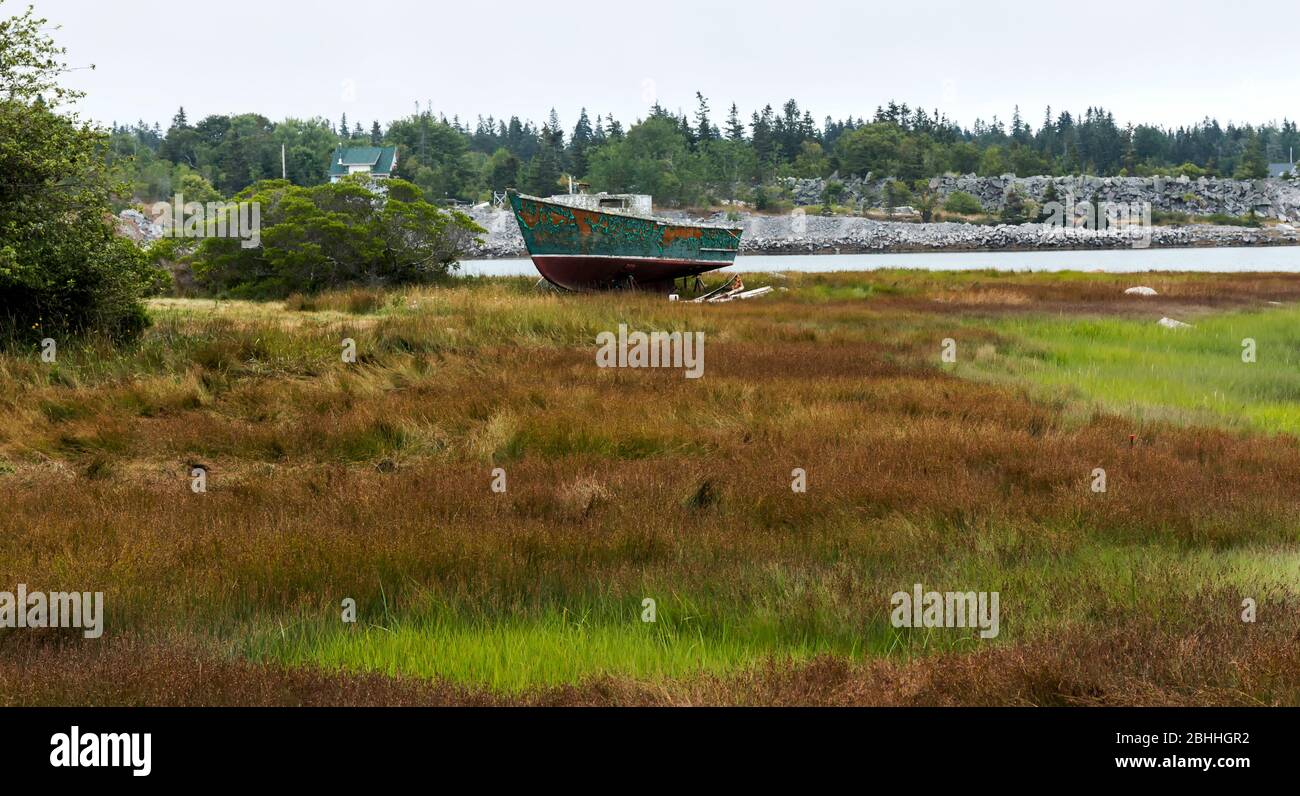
left=509, top=192, right=741, bottom=264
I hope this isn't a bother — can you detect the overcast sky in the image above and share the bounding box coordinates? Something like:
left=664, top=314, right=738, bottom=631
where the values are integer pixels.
left=30, top=0, right=1299, bottom=134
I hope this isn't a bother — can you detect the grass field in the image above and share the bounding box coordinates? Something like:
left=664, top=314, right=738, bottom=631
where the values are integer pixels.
left=3, top=269, right=1300, bottom=705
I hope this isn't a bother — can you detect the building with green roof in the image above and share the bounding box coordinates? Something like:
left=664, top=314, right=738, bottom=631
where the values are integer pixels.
left=328, top=146, right=398, bottom=183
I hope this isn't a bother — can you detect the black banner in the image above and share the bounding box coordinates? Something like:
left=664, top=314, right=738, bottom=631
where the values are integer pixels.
left=0, top=707, right=1287, bottom=783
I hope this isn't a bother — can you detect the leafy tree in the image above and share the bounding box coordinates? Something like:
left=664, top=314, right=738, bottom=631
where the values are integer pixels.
left=948, top=142, right=981, bottom=174
left=387, top=112, right=476, bottom=201
left=698, top=137, right=757, bottom=195
left=978, top=145, right=1007, bottom=176
left=942, top=190, right=983, bottom=215
left=885, top=179, right=913, bottom=211
left=835, top=122, right=904, bottom=177
left=792, top=141, right=830, bottom=178
left=585, top=116, right=700, bottom=206
left=192, top=177, right=483, bottom=297
left=272, top=117, right=338, bottom=187
left=177, top=172, right=222, bottom=204
left=0, top=3, right=165, bottom=342
left=912, top=179, right=936, bottom=221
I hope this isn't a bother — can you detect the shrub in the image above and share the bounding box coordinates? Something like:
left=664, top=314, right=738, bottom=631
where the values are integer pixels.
left=191, top=177, right=484, bottom=298
left=1000, top=188, right=1033, bottom=225
left=1204, top=212, right=1262, bottom=228
left=943, top=191, right=984, bottom=215
left=0, top=9, right=167, bottom=343
left=885, top=180, right=913, bottom=210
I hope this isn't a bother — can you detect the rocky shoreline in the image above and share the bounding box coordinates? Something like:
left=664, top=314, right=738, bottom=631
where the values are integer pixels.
left=465, top=205, right=1300, bottom=259
left=789, top=173, right=1300, bottom=220
left=113, top=173, right=1300, bottom=259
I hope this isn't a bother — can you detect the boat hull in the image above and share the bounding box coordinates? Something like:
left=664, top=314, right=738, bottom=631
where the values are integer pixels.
left=508, top=192, right=742, bottom=291
left=530, top=254, right=730, bottom=290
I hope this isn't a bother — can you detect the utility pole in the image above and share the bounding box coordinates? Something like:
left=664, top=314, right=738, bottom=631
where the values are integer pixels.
left=421, top=99, right=431, bottom=163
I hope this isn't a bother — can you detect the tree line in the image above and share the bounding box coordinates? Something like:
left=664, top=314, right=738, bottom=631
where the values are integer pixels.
left=109, top=94, right=1300, bottom=209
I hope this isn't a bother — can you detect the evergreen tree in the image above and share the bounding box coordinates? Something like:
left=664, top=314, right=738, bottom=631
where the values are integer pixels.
left=725, top=103, right=745, bottom=141
left=569, top=108, right=594, bottom=177
left=695, top=92, right=715, bottom=146
left=1000, top=187, right=1030, bottom=224
left=546, top=108, right=564, bottom=149
left=1040, top=179, right=1060, bottom=221
left=1235, top=132, right=1268, bottom=179
left=526, top=124, right=564, bottom=195
left=526, top=147, right=562, bottom=196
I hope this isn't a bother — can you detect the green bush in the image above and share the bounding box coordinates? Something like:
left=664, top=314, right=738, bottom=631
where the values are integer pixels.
left=0, top=9, right=166, bottom=343
left=1204, top=212, right=1262, bottom=228
left=191, top=177, right=484, bottom=298
left=942, top=191, right=984, bottom=215
left=1000, top=188, right=1034, bottom=225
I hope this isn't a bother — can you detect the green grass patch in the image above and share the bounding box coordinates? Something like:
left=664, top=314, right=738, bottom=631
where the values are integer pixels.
left=234, top=540, right=1298, bottom=691
left=250, top=612, right=865, bottom=692
left=959, top=305, right=1300, bottom=434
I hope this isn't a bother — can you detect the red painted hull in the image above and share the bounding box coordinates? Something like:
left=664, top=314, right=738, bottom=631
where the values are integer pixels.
left=530, top=254, right=728, bottom=291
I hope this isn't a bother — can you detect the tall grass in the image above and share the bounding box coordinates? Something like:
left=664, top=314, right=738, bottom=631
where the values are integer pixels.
left=960, top=306, right=1300, bottom=433
left=4, top=272, right=1300, bottom=700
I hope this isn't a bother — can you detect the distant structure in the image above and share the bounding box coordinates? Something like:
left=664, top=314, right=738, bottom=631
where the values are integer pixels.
left=328, top=146, right=398, bottom=183
left=1268, top=161, right=1296, bottom=178
left=1269, top=149, right=1296, bottom=178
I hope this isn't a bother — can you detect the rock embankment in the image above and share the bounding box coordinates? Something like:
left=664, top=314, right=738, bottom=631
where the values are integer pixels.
left=118, top=173, right=1300, bottom=258
left=731, top=213, right=1299, bottom=254
left=783, top=174, right=1300, bottom=221
left=465, top=205, right=1300, bottom=259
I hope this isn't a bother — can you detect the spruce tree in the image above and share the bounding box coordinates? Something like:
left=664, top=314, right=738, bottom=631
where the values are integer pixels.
left=695, top=92, right=715, bottom=145
left=725, top=103, right=745, bottom=141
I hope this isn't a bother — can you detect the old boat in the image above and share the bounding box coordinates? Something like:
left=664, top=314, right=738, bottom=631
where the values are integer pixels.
left=507, top=189, right=743, bottom=291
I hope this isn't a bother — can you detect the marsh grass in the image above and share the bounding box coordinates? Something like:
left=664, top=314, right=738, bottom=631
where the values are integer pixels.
left=959, top=305, right=1300, bottom=433
left=238, top=540, right=1297, bottom=691
left=4, top=271, right=1300, bottom=701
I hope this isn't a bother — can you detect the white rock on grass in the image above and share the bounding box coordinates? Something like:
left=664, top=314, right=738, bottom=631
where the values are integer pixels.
left=1125, top=286, right=1158, bottom=296
left=1157, top=317, right=1193, bottom=329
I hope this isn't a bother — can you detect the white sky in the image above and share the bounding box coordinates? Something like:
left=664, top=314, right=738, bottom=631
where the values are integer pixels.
left=29, top=0, right=1300, bottom=133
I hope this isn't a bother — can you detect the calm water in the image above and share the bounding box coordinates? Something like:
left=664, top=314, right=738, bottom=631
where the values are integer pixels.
left=461, top=246, right=1300, bottom=278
